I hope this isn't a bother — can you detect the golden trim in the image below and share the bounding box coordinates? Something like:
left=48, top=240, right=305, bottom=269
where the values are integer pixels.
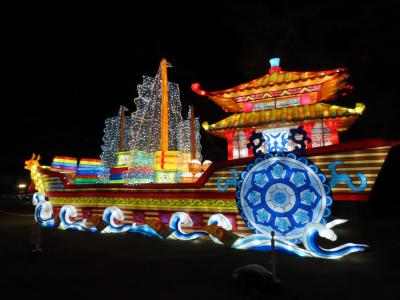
left=50, top=197, right=238, bottom=212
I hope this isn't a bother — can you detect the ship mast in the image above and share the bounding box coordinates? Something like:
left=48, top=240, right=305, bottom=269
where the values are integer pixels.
left=190, top=105, right=196, bottom=160
left=119, top=105, right=125, bottom=152
left=161, top=58, right=169, bottom=152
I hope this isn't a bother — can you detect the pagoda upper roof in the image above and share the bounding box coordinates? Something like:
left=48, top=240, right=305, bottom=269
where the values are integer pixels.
left=192, top=58, right=350, bottom=112
left=203, top=102, right=365, bottom=139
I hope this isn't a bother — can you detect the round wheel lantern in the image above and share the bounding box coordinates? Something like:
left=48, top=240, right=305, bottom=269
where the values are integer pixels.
left=236, top=153, right=332, bottom=244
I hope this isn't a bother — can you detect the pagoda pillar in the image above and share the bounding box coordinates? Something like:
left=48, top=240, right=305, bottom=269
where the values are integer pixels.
left=302, top=121, right=314, bottom=148
left=243, top=128, right=255, bottom=158
left=325, top=119, right=339, bottom=145
left=225, top=129, right=236, bottom=160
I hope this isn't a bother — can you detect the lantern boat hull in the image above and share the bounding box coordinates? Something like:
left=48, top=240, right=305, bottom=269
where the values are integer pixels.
left=32, top=139, right=397, bottom=236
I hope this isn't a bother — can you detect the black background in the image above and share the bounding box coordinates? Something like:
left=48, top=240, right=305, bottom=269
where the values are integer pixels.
left=2, top=2, right=400, bottom=192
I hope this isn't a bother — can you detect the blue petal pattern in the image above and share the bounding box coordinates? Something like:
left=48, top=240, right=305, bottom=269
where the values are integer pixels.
left=236, top=152, right=332, bottom=243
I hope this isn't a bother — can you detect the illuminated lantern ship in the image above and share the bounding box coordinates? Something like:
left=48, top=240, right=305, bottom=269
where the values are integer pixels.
left=25, top=58, right=399, bottom=259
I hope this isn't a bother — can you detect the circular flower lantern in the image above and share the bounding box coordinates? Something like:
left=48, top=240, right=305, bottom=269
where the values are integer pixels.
left=236, top=152, right=332, bottom=244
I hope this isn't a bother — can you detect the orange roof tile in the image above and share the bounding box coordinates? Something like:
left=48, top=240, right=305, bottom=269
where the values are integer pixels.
left=192, top=65, right=350, bottom=113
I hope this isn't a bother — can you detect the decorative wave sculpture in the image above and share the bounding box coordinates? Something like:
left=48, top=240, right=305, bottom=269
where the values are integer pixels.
left=31, top=202, right=367, bottom=259
left=101, top=206, right=132, bottom=233
left=166, top=211, right=367, bottom=259
left=169, top=212, right=208, bottom=240
left=302, top=219, right=368, bottom=259
left=230, top=219, right=368, bottom=259
left=169, top=212, right=234, bottom=243
left=231, top=234, right=312, bottom=257
left=59, top=205, right=97, bottom=232
left=32, top=192, right=55, bottom=228
left=207, top=214, right=233, bottom=244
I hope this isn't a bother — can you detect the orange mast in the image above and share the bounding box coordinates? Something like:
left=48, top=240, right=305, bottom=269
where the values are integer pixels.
left=161, top=58, right=169, bottom=152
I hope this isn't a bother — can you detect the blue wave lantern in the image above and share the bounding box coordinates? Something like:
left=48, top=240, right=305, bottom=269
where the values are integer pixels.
left=101, top=206, right=132, bottom=233
left=33, top=192, right=55, bottom=228
left=169, top=212, right=208, bottom=240
left=59, top=205, right=98, bottom=232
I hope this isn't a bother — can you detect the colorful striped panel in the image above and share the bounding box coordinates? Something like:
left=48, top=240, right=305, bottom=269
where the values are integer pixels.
left=53, top=156, right=77, bottom=163
left=51, top=164, right=77, bottom=170
left=110, top=167, right=128, bottom=174
left=74, top=178, right=99, bottom=184
left=76, top=170, right=99, bottom=175
left=75, top=158, right=102, bottom=184
left=51, top=156, right=78, bottom=173
left=79, top=158, right=102, bottom=165
left=109, top=174, right=124, bottom=180
left=109, top=180, right=125, bottom=184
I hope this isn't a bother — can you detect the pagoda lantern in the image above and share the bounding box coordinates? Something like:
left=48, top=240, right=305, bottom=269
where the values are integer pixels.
left=192, top=58, right=365, bottom=159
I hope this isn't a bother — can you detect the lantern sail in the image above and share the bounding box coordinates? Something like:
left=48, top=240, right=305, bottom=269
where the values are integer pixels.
left=129, top=60, right=183, bottom=152
left=120, top=59, right=202, bottom=184
left=177, top=106, right=202, bottom=161
left=100, top=106, right=133, bottom=168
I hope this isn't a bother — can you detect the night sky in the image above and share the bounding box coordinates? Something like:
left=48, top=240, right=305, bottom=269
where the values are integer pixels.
left=2, top=2, right=399, bottom=192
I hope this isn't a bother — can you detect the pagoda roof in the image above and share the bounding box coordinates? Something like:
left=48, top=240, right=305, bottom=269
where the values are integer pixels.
left=203, top=102, right=365, bottom=139
left=192, top=60, right=350, bottom=112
